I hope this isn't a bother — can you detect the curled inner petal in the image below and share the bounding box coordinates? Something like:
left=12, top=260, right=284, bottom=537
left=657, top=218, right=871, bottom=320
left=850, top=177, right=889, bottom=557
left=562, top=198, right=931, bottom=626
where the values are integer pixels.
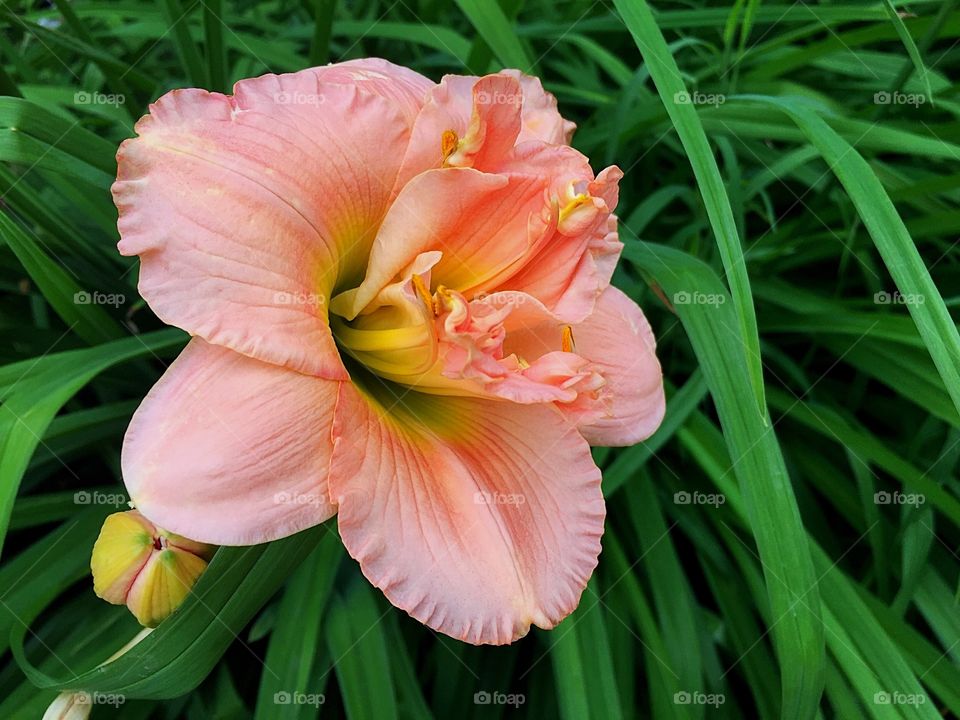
left=331, top=267, right=605, bottom=406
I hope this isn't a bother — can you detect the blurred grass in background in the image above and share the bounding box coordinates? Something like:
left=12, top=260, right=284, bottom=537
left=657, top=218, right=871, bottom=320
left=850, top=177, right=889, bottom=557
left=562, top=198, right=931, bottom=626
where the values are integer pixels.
left=1, top=0, right=960, bottom=718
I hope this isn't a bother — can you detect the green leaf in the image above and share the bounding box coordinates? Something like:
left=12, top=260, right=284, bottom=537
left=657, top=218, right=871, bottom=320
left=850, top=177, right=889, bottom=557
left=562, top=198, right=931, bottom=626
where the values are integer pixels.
left=0, top=211, right=123, bottom=345
left=254, top=530, right=343, bottom=719
left=739, top=96, right=960, bottom=422
left=548, top=578, right=623, bottom=720
left=881, top=0, right=933, bottom=102
left=325, top=576, right=398, bottom=720
left=453, top=0, right=532, bottom=69
left=613, top=0, right=767, bottom=420
left=623, top=241, right=824, bottom=720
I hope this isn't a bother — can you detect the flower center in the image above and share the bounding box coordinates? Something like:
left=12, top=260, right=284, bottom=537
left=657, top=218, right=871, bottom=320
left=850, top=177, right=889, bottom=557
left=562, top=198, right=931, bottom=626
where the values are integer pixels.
left=330, top=267, right=599, bottom=405
left=325, top=161, right=614, bottom=403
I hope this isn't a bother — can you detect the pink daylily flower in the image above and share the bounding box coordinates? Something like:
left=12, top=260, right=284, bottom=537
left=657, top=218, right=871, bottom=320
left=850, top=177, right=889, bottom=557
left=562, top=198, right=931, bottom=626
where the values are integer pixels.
left=113, top=58, right=665, bottom=645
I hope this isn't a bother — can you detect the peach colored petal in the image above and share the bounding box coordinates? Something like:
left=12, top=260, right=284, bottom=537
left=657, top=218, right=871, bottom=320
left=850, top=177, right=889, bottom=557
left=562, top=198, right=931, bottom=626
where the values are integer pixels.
left=310, top=58, right=434, bottom=124
left=329, top=382, right=604, bottom=645
left=398, top=73, right=523, bottom=182
left=336, top=143, right=622, bottom=329
left=492, top=286, right=663, bottom=443
left=121, top=339, right=339, bottom=545
left=397, top=69, right=573, bottom=184
left=331, top=167, right=546, bottom=319
left=229, top=59, right=433, bottom=127
left=566, top=286, right=665, bottom=445
left=445, top=75, right=523, bottom=170
left=490, top=149, right=624, bottom=323
left=114, top=73, right=414, bottom=378
left=498, top=69, right=576, bottom=145
left=434, top=289, right=603, bottom=403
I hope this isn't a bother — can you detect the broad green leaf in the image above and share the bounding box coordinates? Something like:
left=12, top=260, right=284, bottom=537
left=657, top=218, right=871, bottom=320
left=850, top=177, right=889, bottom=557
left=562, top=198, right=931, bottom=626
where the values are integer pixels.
left=0, top=211, right=122, bottom=345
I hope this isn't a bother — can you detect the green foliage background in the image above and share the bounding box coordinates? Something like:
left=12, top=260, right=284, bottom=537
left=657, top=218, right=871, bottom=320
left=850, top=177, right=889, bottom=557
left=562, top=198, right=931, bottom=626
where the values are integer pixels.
left=1, top=0, right=959, bottom=718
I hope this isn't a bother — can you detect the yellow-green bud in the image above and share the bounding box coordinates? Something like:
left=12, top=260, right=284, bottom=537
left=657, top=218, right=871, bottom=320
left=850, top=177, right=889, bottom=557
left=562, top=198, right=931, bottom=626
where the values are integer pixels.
left=91, top=510, right=215, bottom=627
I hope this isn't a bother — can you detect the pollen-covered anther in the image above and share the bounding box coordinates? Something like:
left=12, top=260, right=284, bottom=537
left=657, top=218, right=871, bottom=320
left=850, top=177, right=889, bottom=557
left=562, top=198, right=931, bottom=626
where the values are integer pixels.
left=433, top=284, right=461, bottom=314
left=561, top=325, right=576, bottom=353
left=440, top=129, right=460, bottom=165
left=557, top=192, right=595, bottom=234
left=411, top=273, right=438, bottom=315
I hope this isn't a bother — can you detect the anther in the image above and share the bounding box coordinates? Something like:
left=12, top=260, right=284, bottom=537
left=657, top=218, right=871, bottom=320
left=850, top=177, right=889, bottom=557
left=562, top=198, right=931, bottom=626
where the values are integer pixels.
left=411, top=274, right=438, bottom=315
left=441, top=130, right=459, bottom=164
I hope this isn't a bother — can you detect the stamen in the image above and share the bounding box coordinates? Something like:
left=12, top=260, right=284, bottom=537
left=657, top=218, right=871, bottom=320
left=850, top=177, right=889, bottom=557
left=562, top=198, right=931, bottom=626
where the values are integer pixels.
left=561, top=325, right=576, bottom=353
left=411, top=274, right=436, bottom=315
left=441, top=130, right=459, bottom=164
left=558, top=193, right=589, bottom=224
left=434, top=285, right=455, bottom=315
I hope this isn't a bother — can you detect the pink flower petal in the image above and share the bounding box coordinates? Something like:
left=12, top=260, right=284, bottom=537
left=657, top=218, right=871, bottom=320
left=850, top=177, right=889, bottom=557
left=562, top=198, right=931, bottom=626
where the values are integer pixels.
left=331, top=167, right=546, bottom=320
left=494, top=285, right=664, bottom=444
left=434, top=289, right=603, bottom=403
left=328, top=382, right=605, bottom=645
left=114, top=70, right=417, bottom=378
left=498, top=69, right=576, bottom=145
left=492, top=151, right=624, bottom=323
left=310, top=58, right=434, bottom=124
left=398, top=73, right=523, bottom=183
left=335, top=142, right=622, bottom=327
left=122, top=339, right=339, bottom=545
left=568, top=286, right=665, bottom=445
left=397, top=69, right=572, bottom=184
